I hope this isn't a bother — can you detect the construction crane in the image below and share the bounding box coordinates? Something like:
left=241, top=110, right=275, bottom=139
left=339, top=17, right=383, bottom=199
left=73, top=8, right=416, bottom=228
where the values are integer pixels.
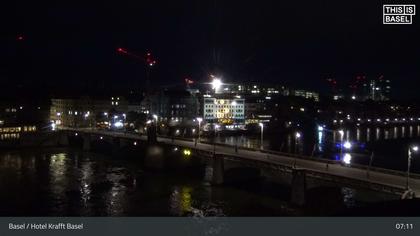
left=116, top=47, right=157, bottom=91
left=326, top=78, right=338, bottom=94
left=116, top=47, right=157, bottom=113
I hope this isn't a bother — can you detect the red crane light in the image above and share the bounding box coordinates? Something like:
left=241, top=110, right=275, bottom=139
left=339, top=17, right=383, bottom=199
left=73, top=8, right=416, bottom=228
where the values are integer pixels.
left=185, top=78, right=194, bottom=84
left=117, top=46, right=157, bottom=67
left=117, top=47, right=128, bottom=54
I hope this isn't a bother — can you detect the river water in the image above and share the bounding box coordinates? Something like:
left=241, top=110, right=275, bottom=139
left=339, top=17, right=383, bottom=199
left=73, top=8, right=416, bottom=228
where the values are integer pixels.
left=0, top=148, right=396, bottom=216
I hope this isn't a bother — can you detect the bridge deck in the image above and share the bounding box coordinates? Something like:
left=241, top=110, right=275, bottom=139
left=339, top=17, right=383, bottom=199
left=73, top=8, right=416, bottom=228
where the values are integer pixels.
left=62, top=128, right=420, bottom=197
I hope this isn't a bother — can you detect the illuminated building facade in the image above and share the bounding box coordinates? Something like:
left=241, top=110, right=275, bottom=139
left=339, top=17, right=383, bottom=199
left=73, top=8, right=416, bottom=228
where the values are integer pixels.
left=367, top=78, right=391, bottom=101
left=244, top=97, right=272, bottom=124
left=0, top=126, right=37, bottom=140
left=203, top=96, right=245, bottom=129
left=50, top=97, right=128, bottom=128
left=292, top=90, right=320, bottom=102
left=148, top=90, right=200, bottom=124
left=0, top=100, right=48, bottom=140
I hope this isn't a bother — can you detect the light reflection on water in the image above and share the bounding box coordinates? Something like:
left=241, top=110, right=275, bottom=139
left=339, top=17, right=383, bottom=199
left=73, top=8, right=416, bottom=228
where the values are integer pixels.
left=0, top=149, right=305, bottom=216
left=211, top=125, right=420, bottom=148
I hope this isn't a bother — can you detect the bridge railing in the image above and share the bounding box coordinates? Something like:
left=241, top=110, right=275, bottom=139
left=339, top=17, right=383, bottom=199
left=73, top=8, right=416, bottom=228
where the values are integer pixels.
left=60, top=128, right=420, bottom=180
left=206, top=152, right=409, bottom=195
left=158, top=135, right=420, bottom=180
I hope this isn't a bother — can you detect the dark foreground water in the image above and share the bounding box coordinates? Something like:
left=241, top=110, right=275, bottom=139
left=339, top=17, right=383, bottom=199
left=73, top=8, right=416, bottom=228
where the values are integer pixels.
left=0, top=148, right=398, bottom=216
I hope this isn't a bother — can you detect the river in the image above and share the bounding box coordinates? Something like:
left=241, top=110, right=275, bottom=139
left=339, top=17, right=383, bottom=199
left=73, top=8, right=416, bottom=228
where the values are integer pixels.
left=0, top=147, right=397, bottom=216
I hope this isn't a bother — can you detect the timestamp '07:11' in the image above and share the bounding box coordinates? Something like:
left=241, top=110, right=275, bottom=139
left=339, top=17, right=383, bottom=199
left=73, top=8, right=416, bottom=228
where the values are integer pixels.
left=395, top=223, right=414, bottom=230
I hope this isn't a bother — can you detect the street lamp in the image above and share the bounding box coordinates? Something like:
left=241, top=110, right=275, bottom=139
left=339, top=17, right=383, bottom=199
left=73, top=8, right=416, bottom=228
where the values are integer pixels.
left=196, top=117, right=203, bottom=143
left=295, top=132, right=301, bottom=154
left=367, top=152, right=375, bottom=179
left=406, top=145, right=418, bottom=189
left=317, top=125, right=324, bottom=132
left=213, top=124, right=220, bottom=154
left=259, top=123, right=264, bottom=150
left=338, top=129, right=344, bottom=158
left=153, top=114, right=158, bottom=136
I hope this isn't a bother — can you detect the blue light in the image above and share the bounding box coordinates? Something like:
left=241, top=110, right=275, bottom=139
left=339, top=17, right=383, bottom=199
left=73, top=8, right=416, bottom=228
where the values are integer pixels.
left=334, top=154, right=340, bottom=161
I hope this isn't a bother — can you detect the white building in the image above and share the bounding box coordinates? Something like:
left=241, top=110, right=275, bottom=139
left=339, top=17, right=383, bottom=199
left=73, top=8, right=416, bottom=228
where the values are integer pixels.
left=203, top=96, right=245, bottom=130
left=293, top=90, right=320, bottom=101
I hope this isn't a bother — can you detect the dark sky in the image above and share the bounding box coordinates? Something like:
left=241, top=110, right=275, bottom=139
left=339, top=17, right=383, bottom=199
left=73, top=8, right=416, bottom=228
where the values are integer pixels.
left=0, top=0, right=419, bottom=99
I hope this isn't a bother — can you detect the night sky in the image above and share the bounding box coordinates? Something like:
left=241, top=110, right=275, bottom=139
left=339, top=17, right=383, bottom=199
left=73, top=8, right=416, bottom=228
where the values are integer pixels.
left=0, top=0, right=419, bottom=99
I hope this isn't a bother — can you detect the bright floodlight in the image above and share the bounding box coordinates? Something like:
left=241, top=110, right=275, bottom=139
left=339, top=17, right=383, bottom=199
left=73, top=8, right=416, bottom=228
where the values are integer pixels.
left=113, top=121, right=123, bottom=128
left=259, top=122, right=264, bottom=128
left=412, top=146, right=419, bottom=152
left=196, top=117, right=203, bottom=123
left=153, top=114, right=158, bottom=120
left=295, top=132, right=301, bottom=138
left=211, top=78, right=222, bottom=91
left=338, top=130, right=344, bottom=137
left=317, top=125, right=324, bottom=131
left=343, top=153, right=352, bottom=165
left=343, top=141, right=352, bottom=149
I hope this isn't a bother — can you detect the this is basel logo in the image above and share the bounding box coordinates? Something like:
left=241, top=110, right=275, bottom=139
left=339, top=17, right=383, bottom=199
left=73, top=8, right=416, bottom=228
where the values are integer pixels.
left=383, top=4, right=416, bottom=24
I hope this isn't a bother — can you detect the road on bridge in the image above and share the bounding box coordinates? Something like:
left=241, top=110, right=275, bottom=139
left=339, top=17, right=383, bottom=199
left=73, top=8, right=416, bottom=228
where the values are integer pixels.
left=64, top=128, right=420, bottom=197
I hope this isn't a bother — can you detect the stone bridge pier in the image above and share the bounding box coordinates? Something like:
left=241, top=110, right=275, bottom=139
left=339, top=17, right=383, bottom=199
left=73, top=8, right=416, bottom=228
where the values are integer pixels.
left=147, top=124, right=157, bottom=143
left=203, top=156, right=224, bottom=185
left=202, top=155, right=262, bottom=186
left=82, top=133, right=91, bottom=151
left=57, top=131, right=69, bottom=146
left=118, top=138, right=132, bottom=148
left=202, top=154, right=308, bottom=206
left=290, top=168, right=307, bottom=206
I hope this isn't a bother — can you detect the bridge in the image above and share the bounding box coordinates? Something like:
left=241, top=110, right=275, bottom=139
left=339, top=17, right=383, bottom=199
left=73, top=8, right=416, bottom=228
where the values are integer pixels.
left=56, top=127, right=420, bottom=205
